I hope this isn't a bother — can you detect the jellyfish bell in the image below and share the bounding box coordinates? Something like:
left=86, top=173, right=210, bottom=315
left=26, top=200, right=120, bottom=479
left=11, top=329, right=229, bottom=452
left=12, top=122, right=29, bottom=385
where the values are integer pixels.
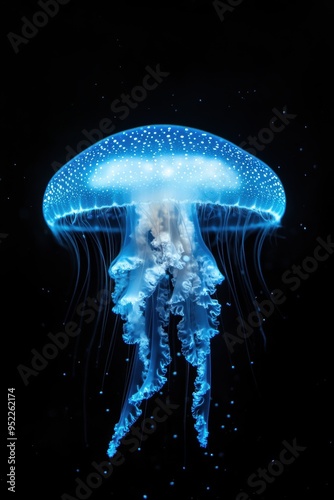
left=43, top=124, right=285, bottom=231
left=43, top=124, right=286, bottom=458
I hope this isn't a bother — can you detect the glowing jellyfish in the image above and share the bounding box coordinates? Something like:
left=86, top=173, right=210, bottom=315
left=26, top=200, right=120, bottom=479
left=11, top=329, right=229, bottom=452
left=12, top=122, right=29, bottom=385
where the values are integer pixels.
left=43, top=124, right=286, bottom=458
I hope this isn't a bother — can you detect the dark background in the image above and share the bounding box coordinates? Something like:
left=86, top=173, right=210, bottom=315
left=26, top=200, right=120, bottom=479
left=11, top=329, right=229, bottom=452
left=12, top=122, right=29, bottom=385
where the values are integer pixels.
left=1, top=1, right=333, bottom=499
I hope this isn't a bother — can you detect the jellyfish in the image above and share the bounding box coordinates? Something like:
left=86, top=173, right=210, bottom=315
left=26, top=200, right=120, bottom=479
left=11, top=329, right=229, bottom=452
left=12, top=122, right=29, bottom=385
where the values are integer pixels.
left=43, top=124, right=286, bottom=458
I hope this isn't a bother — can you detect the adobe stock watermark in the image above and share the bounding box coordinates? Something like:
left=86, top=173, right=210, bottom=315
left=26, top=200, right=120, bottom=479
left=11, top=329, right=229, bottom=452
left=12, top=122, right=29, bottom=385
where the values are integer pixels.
left=213, top=0, right=244, bottom=22
left=17, top=288, right=112, bottom=386
left=239, top=106, right=297, bottom=156
left=51, top=64, right=170, bottom=172
left=61, top=397, right=180, bottom=500
left=236, top=437, right=307, bottom=499
left=224, top=234, right=334, bottom=353
left=7, top=0, right=72, bottom=54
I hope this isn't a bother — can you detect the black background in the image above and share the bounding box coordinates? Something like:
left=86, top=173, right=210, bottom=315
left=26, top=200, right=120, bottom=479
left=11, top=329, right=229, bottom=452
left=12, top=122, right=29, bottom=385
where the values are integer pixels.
left=1, top=1, right=334, bottom=499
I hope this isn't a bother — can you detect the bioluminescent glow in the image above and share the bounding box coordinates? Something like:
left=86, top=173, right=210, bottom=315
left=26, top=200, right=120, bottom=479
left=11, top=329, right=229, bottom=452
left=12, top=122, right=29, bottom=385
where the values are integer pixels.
left=43, top=124, right=286, bottom=458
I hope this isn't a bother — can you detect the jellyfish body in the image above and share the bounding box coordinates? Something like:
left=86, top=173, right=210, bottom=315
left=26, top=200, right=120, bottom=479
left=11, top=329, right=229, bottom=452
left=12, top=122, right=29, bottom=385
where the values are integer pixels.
left=43, top=124, right=286, bottom=457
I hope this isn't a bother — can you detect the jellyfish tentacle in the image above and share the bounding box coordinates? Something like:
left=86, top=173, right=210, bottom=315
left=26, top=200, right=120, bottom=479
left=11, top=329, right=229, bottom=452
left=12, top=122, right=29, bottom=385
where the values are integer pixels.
left=175, top=298, right=219, bottom=447
left=109, top=206, right=173, bottom=395
left=171, top=263, right=223, bottom=447
left=106, top=345, right=144, bottom=459
left=107, top=275, right=171, bottom=458
left=169, top=204, right=224, bottom=447
left=107, top=207, right=173, bottom=458
left=108, top=202, right=224, bottom=457
left=129, top=275, right=172, bottom=402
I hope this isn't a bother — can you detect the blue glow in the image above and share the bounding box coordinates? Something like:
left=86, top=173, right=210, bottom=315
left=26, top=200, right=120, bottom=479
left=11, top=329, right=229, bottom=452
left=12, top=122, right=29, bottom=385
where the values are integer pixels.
left=43, top=124, right=285, bottom=231
left=43, top=124, right=286, bottom=458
